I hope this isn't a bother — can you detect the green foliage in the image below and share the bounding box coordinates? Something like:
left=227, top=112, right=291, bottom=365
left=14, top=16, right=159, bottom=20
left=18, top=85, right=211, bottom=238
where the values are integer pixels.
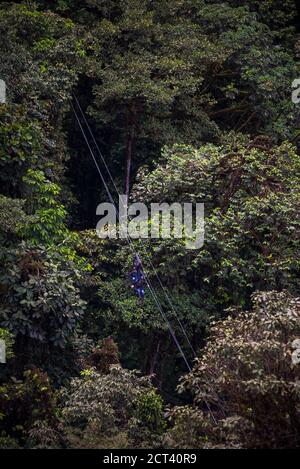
left=21, top=169, right=91, bottom=270
left=61, top=365, right=151, bottom=431
left=22, top=169, right=68, bottom=245
left=76, top=230, right=209, bottom=393
left=132, top=140, right=300, bottom=312
left=63, top=0, right=298, bottom=203
left=164, top=405, right=212, bottom=449
left=134, top=389, right=166, bottom=435
left=77, top=134, right=300, bottom=392
left=32, top=38, right=57, bottom=54
left=0, top=105, right=42, bottom=193
left=0, top=434, right=20, bottom=449
left=194, top=1, right=298, bottom=140
left=0, top=368, right=59, bottom=446
left=0, top=0, right=299, bottom=449
left=60, top=365, right=160, bottom=448
left=220, top=0, right=297, bottom=44
left=0, top=1, right=83, bottom=195
left=167, top=291, right=300, bottom=448
left=0, top=196, right=29, bottom=245
left=0, top=243, right=86, bottom=349
left=0, top=328, right=14, bottom=361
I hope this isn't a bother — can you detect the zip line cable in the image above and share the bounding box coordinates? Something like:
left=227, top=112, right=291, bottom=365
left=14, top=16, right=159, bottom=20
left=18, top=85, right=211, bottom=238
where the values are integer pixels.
left=71, top=101, right=192, bottom=372
left=72, top=98, right=218, bottom=423
left=4, top=79, right=215, bottom=422
left=142, top=249, right=197, bottom=358
left=72, top=93, right=197, bottom=359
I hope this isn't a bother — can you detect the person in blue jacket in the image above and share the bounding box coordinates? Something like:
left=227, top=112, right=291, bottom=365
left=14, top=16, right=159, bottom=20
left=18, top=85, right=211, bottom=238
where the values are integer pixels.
left=129, top=255, right=145, bottom=303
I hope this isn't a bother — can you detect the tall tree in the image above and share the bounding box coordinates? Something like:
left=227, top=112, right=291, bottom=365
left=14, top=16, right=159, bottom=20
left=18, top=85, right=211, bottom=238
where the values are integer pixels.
left=86, top=0, right=223, bottom=195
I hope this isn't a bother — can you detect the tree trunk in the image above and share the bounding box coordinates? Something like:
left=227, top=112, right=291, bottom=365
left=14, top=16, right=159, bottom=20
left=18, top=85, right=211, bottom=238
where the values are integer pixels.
left=148, top=337, right=162, bottom=376
left=125, top=126, right=134, bottom=198
left=125, top=106, right=137, bottom=198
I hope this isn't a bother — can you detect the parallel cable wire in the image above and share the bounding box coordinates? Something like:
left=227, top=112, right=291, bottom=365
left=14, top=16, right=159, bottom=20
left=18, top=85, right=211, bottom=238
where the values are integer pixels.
left=72, top=98, right=217, bottom=423
left=72, top=93, right=197, bottom=359
left=4, top=79, right=216, bottom=421
left=142, top=249, right=197, bottom=358
left=71, top=102, right=192, bottom=372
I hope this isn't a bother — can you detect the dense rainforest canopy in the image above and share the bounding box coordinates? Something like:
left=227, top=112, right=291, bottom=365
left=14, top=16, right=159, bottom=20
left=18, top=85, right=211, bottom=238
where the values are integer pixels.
left=0, top=0, right=300, bottom=449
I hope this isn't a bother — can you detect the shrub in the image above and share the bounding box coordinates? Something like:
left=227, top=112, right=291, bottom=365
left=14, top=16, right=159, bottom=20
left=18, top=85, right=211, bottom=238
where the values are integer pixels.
left=0, top=368, right=59, bottom=446
left=60, top=365, right=164, bottom=448
left=0, top=244, right=86, bottom=356
left=166, top=291, right=300, bottom=448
